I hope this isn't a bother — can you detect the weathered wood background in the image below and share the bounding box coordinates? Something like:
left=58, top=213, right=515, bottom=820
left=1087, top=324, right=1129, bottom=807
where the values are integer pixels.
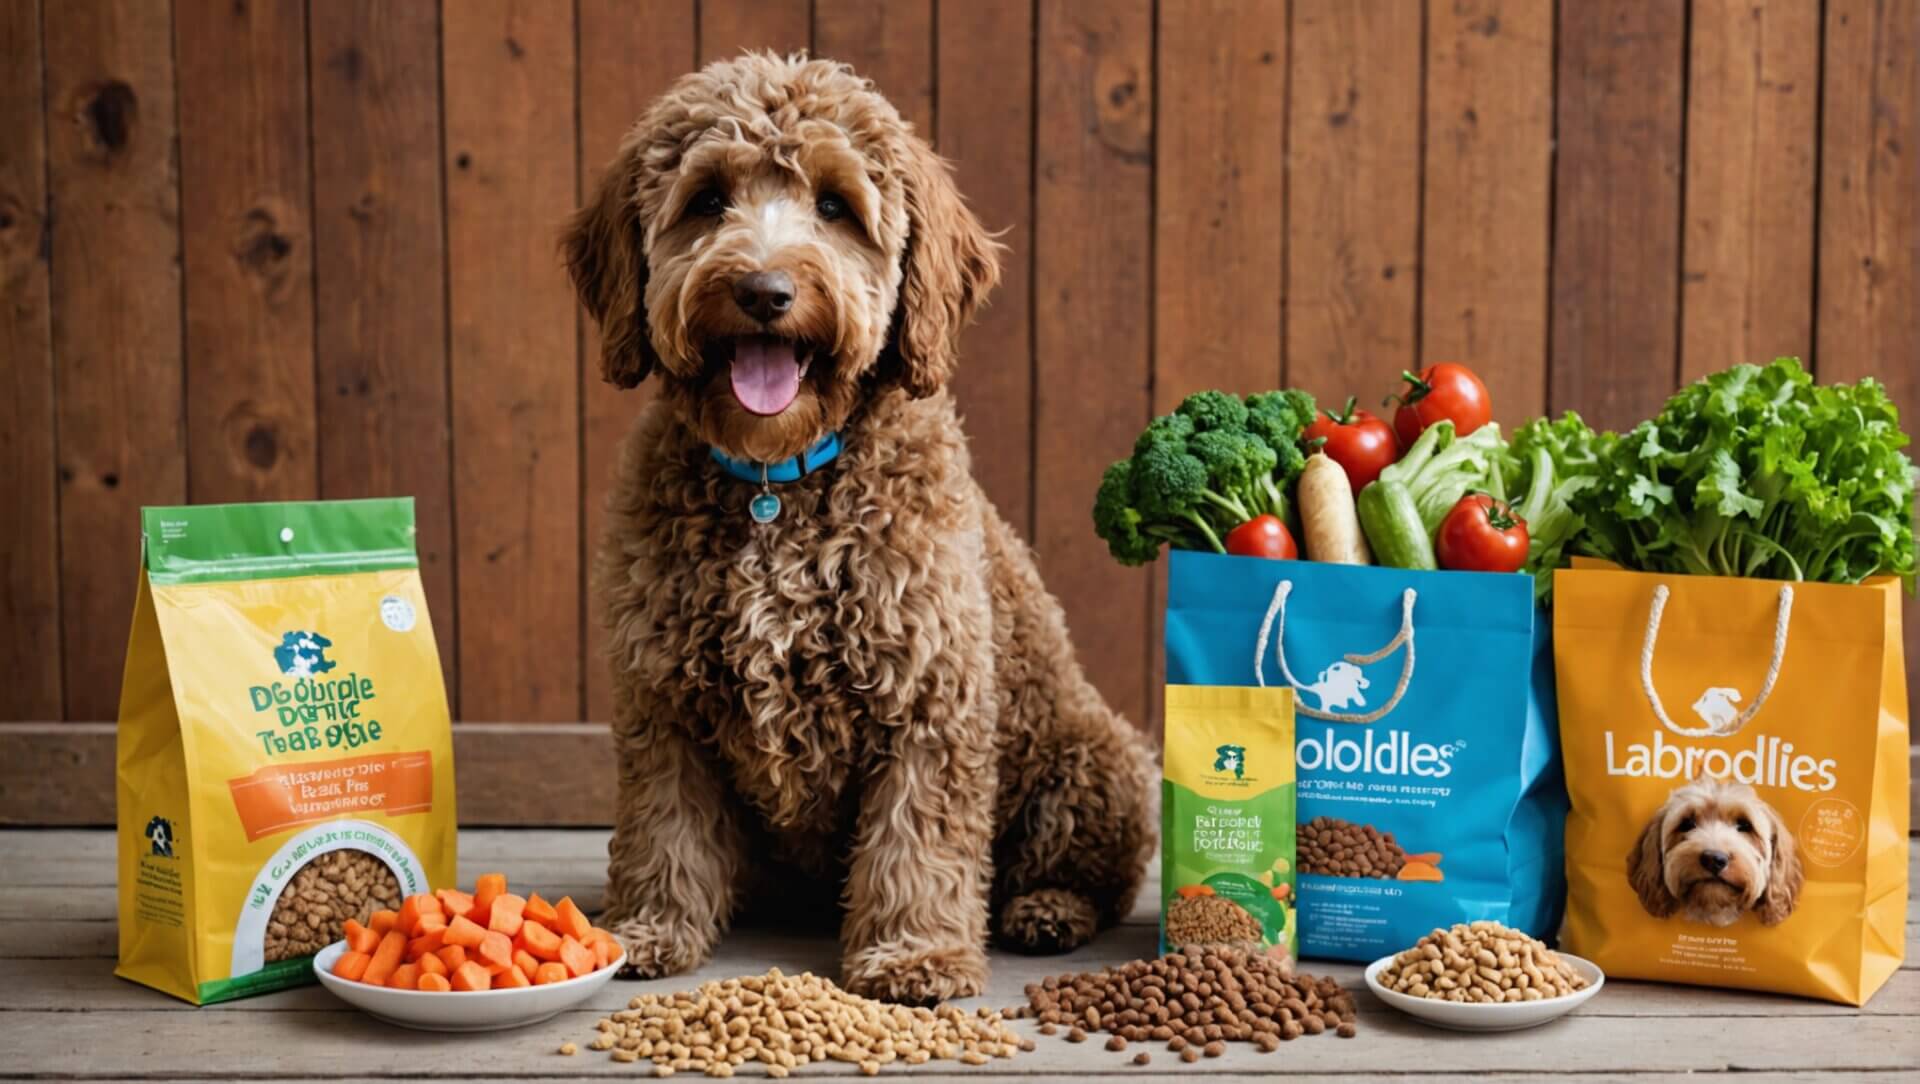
left=2, top=0, right=1916, bottom=823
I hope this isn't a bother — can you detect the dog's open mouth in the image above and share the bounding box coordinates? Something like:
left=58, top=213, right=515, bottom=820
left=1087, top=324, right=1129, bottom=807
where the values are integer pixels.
left=721, top=335, right=817, bottom=416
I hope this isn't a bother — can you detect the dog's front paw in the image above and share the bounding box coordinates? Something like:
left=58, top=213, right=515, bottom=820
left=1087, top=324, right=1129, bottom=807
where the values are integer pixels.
left=607, top=916, right=713, bottom=979
left=841, top=942, right=987, bottom=1005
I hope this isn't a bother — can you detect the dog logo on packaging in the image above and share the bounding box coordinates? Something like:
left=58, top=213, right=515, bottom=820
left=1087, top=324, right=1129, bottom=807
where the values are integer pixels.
left=1689, top=686, right=1743, bottom=735
left=145, top=815, right=174, bottom=858
left=1213, top=744, right=1248, bottom=780
left=273, top=631, right=336, bottom=677
left=1297, top=660, right=1370, bottom=712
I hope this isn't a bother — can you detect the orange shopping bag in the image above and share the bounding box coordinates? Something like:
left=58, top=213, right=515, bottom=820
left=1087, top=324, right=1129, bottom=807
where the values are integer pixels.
left=1554, top=560, right=1908, bottom=1004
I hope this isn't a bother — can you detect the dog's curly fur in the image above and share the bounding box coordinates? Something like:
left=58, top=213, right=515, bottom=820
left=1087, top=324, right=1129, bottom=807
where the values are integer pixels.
left=564, top=53, right=1156, bottom=1004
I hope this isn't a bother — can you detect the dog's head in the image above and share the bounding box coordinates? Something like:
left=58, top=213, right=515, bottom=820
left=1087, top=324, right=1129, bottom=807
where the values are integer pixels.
left=564, top=53, right=1002, bottom=462
left=1319, top=662, right=1369, bottom=691
left=1627, top=778, right=1802, bottom=927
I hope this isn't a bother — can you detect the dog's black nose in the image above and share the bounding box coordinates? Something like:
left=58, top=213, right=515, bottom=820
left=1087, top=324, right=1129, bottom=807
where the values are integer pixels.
left=732, top=270, right=795, bottom=323
left=1700, top=850, right=1730, bottom=874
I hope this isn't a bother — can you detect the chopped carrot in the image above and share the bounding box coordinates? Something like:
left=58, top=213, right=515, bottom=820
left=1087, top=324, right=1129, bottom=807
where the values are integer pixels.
left=417, top=971, right=452, bottom=992
left=492, top=964, right=532, bottom=989
left=406, top=930, right=445, bottom=960
left=450, top=960, right=491, bottom=992
left=533, top=961, right=569, bottom=985
left=415, top=911, right=448, bottom=936
left=488, top=893, right=526, bottom=937
left=341, top=918, right=380, bottom=955
left=435, top=887, right=475, bottom=920
left=592, top=937, right=622, bottom=970
left=559, top=934, right=596, bottom=978
left=331, top=950, right=371, bottom=981
left=524, top=892, right=560, bottom=928
left=512, top=948, right=541, bottom=979
left=443, top=914, right=487, bottom=948
left=398, top=893, right=441, bottom=935
left=517, top=919, right=563, bottom=961
left=477, top=930, right=515, bottom=974
left=417, top=951, right=448, bottom=978
left=368, top=909, right=400, bottom=935
left=362, top=930, right=408, bottom=986
left=435, top=944, right=468, bottom=972
left=553, top=896, right=593, bottom=941
left=471, top=873, right=508, bottom=925
left=387, top=963, right=421, bottom=990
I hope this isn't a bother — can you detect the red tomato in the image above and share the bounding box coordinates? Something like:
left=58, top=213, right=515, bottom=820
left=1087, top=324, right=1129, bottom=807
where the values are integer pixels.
left=1225, top=515, right=1299, bottom=560
left=1392, top=363, right=1492, bottom=448
left=1436, top=494, right=1529, bottom=573
left=1302, top=397, right=1398, bottom=491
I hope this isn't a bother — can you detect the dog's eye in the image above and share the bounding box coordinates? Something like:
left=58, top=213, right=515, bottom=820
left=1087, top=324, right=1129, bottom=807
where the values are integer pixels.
left=1735, top=817, right=1755, bottom=834
left=689, top=188, right=728, bottom=217
left=1676, top=816, right=1696, bottom=833
left=816, top=192, right=848, bottom=222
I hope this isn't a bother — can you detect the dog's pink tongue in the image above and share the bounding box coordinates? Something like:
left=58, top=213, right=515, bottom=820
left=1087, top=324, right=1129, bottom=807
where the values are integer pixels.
left=730, top=340, right=802, bottom=416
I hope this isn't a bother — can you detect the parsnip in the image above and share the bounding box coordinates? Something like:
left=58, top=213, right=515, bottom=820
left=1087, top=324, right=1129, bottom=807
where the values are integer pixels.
left=1298, top=452, right=1372, bottom=564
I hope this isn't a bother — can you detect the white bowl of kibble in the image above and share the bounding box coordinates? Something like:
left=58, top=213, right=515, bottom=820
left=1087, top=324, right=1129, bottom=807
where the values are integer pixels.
left=1364, top=922, right=1604, bottom=1032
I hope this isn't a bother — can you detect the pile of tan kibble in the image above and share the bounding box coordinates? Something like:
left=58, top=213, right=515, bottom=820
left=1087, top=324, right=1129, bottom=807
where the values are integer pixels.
left=265, top=849, right=401, bottom=961
left=1298, top=816, right=1406, bottom=879
left=1164, top=895, right=1263, bottom=949
left=1010, top=946, right=1355, bottom=1066
left=1378, top=921, right=1589, bottom=1003
left=579, top=968, right=1031, bottom=1077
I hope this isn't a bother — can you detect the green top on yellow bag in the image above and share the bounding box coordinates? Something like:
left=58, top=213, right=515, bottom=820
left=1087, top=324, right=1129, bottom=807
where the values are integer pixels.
left=141, top=499, right=419, bottom=585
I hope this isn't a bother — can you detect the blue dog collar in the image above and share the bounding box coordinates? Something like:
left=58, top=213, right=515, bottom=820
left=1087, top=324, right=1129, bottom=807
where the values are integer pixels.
left=709, top=431, right=843, bottom=485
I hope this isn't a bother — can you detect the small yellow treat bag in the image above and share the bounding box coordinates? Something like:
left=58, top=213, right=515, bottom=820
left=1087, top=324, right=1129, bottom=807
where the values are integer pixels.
left=1555, top=561, right=1908, bottom=1005
left=117, top=499, right=456, bottom=1004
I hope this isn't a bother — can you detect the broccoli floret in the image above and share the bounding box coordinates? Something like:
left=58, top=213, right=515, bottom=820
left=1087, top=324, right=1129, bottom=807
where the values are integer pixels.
left=1090, top=388, right=1318, bottom=564
left=1246, top=388, right=1317, bottom=484
left=1176, top=390, right=1250, bottom=433
left=1092, top=461, right=1160, bottom=565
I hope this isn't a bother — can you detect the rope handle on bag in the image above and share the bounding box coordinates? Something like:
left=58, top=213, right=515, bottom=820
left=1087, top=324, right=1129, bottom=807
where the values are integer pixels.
left=1254, top=580, right=1416, bottom=724
left=1640, top=582, right=1794, bottom=737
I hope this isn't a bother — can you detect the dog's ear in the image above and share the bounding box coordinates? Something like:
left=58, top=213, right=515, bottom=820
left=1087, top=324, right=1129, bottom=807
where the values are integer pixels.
left=1627, top=810, right=1679, bottom=918
left=883, top=133, right=1003, bottom=397
left=564, top=145, right=657, bottom=389
left=1757, top=803, right=1803, bottom=926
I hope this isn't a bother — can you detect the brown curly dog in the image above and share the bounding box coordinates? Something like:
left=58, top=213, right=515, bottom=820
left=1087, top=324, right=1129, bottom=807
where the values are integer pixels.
left=563, top=53, right=1156, bottom=1004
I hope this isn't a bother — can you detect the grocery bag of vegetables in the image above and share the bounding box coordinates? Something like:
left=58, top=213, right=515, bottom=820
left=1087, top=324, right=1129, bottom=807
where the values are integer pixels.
left=1554, top=359, right=1912, bottom=1005
left=1165, top=551, right=1566, bottom=961
left=1095, top=385, right=1571, bottom=962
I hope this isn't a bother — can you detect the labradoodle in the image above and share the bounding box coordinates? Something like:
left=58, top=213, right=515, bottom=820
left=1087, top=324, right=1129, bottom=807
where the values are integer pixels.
left=1628, top=778, right=1803, bottom=928
left=564, top=53, right=1156, bottom=1004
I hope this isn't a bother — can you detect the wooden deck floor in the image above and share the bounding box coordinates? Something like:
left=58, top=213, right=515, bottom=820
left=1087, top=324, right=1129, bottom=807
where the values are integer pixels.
left=5, top=830, right=1915, bottom=1081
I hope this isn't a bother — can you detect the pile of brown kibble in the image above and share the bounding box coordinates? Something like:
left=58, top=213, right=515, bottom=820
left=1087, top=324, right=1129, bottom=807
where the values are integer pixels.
left=587, top=968, right=1031, bottom=1077
left=1379, top=922, right=1589, bottom=1003
left=265, top=849, right=402, bottom=961
left=1298, top=816, right=1406, bottom=878
left=1010, top=947, right=1356, bottom=1066
left=1164, top=895, right=1262, bottom=949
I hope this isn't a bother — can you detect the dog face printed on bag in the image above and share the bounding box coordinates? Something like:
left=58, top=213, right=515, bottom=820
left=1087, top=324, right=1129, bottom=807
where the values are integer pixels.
left=146, top=816, right=174, bottom=858
left=1212, top=744, right=1247, bottom=780
left=1627, top=778, right=1803, bottom=927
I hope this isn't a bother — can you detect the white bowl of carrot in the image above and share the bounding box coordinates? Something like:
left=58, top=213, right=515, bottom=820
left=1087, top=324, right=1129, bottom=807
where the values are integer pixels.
left=312, top=873, right=626, bottom=1032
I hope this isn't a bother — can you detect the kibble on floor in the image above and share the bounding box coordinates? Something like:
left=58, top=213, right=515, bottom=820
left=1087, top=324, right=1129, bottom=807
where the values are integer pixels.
left=1010, top=945, right=1359, bottom=1059
left=584, top=968, right=1024, bottom=1077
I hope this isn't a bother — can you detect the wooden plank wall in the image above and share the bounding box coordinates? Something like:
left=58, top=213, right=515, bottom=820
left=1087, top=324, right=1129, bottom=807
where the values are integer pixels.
left=1, top=0, right=1916, bottom=821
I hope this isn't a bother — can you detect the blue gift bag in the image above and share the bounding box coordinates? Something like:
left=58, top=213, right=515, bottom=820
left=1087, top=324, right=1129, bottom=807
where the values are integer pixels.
left=1165, top=550, right=1567, bottom=962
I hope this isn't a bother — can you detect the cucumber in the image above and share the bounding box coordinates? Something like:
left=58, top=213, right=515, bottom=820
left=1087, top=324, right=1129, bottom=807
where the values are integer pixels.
left=1356, top=480, right=1438, bottom=570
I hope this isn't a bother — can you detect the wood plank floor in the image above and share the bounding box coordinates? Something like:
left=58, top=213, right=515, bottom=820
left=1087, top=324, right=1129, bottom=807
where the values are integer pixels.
left=5, top=830, right=1915, bottom=1080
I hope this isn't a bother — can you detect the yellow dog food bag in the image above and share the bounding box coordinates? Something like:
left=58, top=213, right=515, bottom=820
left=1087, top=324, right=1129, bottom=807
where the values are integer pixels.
left=117, top=499, right=456, bottom=1004
left=1555, top=561, right=1908, bottom=1005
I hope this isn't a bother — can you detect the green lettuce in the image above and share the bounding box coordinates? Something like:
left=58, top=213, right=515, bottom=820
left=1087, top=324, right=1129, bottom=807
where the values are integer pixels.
left=1571, top=358, right=1916, bottom=591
